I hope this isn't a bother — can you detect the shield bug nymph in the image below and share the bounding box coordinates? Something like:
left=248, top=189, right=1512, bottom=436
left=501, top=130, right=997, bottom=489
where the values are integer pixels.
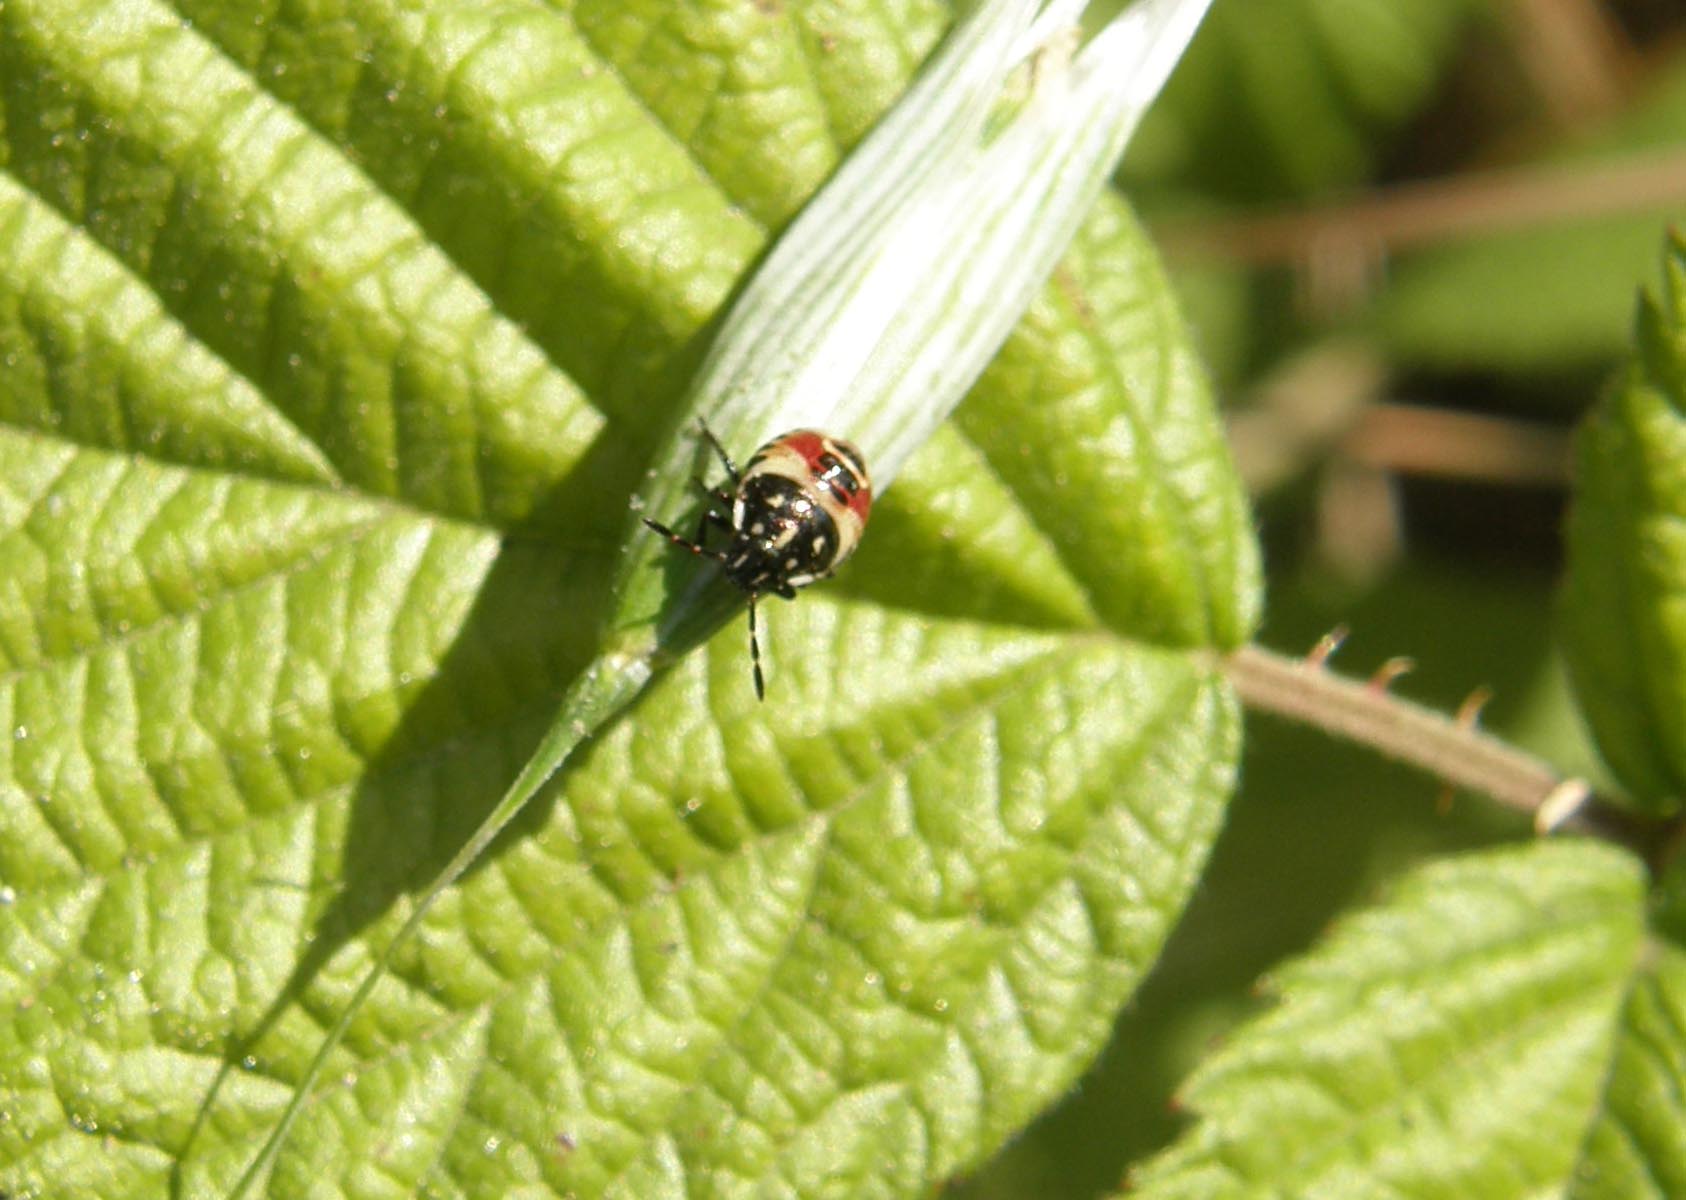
left=642, top=423, right=873, bottom=699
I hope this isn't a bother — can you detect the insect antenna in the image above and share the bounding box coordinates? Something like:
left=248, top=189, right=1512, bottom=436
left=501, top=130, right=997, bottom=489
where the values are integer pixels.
left=698, top=419, right=742, bottom=485
left=748, top=593, right=765, bottom=701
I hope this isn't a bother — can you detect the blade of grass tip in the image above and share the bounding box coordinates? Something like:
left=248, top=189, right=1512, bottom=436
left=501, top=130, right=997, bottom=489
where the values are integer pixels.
left=1012, top=0, right=1088, bottom=61
left=1087, top=0, right=1214, bottom=132
left=731, top=0, right=1027, bottom=294
left=690, top=0, right=1038, bottom=430
left=223, top=655, right=651, bottom=1200
left=840, top=0, right=1216, bottom=481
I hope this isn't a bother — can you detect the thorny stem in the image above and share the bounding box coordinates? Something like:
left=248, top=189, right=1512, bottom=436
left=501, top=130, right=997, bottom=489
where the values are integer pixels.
left=1224, top=642, right=1686, bottom=873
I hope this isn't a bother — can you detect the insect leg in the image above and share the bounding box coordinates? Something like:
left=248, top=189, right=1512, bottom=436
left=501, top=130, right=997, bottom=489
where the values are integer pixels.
left=690, top=477, right=736, bottom=510
left=748, top=593, right=765, bottom=701
left=642, top=517, right=727, bottom=561
left=678, top=481, right=735, bottom=543
left=693, top=508, right=734, bottom=544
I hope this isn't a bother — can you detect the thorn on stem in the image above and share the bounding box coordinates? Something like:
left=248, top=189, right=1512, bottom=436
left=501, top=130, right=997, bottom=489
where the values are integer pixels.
left=1456, top=685, right=1494, bottom=728
left=1367, top=656, right=1415, bottom=692
left=1306, top=625, right=1349, bottom=668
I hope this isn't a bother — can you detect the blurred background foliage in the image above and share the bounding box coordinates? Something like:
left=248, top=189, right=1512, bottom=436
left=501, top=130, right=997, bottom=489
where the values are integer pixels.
left=951, top=0, right=1685, bottom=1195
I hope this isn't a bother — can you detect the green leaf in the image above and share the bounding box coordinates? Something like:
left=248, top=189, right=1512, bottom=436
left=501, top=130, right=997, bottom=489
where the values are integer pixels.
left=1127, top=841, right=1647, bottom=1200
left=1570, top=942, right=1686, bottom=1200
left=1377, top=63, right=1686, bottom=376
left=1124, top=0, right=1482, bottom=199
left=0, top=2, right=1256, bottom=1198
left=1561, top=232, right=1686, bottom=811
left=1377, top=216, right=1678, bottom=379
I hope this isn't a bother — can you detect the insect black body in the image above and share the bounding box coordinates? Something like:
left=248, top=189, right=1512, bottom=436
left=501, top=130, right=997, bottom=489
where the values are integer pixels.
left=643, top=423, right=873, bottom=699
